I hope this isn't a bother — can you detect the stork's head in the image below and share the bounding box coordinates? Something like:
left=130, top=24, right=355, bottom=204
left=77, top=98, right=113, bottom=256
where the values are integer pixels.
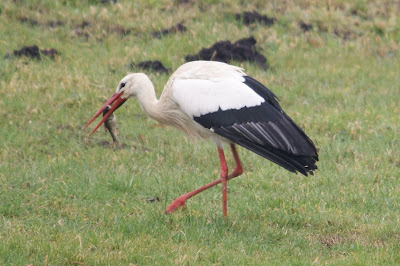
left=115, top=73, right=151, bottom=99
left=84, top=73, right=148, bottom=135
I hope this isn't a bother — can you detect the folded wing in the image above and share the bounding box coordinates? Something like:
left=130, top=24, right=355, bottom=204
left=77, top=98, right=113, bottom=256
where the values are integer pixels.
left=172, top=73, right=318, bottom=176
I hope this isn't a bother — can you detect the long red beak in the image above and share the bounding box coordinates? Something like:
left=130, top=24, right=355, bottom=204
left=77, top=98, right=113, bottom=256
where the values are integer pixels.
left=84, top=92, right=126, bottom=136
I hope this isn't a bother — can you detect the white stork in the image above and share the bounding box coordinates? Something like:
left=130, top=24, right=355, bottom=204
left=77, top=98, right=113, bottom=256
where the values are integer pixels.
left=84, top=61, right=318, bottom=216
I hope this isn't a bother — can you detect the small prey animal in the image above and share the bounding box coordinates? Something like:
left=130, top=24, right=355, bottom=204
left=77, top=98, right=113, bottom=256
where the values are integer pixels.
left=103, top=105, right=120, bottom=147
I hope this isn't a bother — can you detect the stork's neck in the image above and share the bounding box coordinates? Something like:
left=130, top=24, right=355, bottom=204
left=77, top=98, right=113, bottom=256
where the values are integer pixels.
left=136, top=79, right=161, bottom=120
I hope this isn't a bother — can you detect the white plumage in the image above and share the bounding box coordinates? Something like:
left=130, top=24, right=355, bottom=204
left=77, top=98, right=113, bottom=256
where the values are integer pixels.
left=172, top=78, right=265, bottom=117
left=84, top=60, right=318, bottom=216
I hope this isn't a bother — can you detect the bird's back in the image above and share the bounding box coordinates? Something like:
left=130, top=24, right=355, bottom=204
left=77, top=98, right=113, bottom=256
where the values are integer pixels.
left=166, top=60, right=246, bottom=81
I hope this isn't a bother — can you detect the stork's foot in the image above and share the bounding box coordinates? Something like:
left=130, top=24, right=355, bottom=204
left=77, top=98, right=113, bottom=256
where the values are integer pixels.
left=165, top=197, right=186, bottom=214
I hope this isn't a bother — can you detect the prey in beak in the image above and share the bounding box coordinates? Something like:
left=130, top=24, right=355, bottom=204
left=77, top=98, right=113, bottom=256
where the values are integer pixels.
left=84, top=92, right=126, bottom=136
left=103, top=105, right=120, bottom=146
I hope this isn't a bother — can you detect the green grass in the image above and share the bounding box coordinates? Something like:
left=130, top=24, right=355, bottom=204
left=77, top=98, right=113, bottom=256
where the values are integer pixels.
left=1, top=0, right=400, bottom=264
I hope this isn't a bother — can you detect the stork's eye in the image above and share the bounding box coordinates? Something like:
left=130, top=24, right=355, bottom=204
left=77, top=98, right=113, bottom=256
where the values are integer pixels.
left=120, top=82, right=126, bottom=90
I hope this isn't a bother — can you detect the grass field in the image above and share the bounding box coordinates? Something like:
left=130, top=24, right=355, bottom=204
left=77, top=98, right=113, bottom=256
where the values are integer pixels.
left=1, top=0, right=400, bottom=264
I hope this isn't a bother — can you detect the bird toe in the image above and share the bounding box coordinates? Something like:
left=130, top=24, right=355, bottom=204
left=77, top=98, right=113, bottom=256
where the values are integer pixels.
left=165, top=198, right=186, bottom=214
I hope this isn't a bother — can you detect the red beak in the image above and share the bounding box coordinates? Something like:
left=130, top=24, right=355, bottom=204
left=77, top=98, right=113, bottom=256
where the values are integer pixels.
left=84, top=92, right=126, bottom=136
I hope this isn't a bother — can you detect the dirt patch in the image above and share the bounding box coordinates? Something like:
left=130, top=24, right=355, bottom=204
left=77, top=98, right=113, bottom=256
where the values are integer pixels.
left=73, top=20, right=133, bottom=40
left=318, top=231, right=393, bottom=249
left=350, top=8, right=371, bottom=20
left=100, top=0, right=117, bottom=3
left=17, top=15, right=65, bottom=28
left=235, top=11, right=275, bottom=26
left=76, top=20, right=91, bottom=29
left=319, top=232, right=362, bottom=248
left=174, top=0, right=194, bottom=7
left=5, top=45, right=60, bottom=60
left=46, top=20, right=64, bottom=28
left=129, top=60, right=171, bottom=74
left=314, top=21, right=363, bottom=41
left=320, top=234, right=345, bottom=248
left=73, top=20, right=92, bottom=39
left=151, top=23, right=187, bottom=38
left=40, top=48, right=60, bottom=58
left=17, top=15, right=39, bottom=26
left=333, top=28, right=363, bottom=40
left=299, top=21, right=313, bottom=32
left=185, top=36, right=268, bottom=69
left=107, top=24, right=132, bottom=36
left=146, top=197, right=160, bottom=203
left=175, top=0, right=193, bottom=4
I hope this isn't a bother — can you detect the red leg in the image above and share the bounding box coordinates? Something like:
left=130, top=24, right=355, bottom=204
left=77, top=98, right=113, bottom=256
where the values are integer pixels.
left=218, top=147, right=228, bottom=216
left=165, top=144, right=243, bottom=215
left=227, top=144, right=243, bottom=180
left=165, top=178, right=222, bottom=214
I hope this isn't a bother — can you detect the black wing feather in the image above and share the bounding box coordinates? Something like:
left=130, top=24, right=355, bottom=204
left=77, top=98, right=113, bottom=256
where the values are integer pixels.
left=194, top=76, right=318, bottom=176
